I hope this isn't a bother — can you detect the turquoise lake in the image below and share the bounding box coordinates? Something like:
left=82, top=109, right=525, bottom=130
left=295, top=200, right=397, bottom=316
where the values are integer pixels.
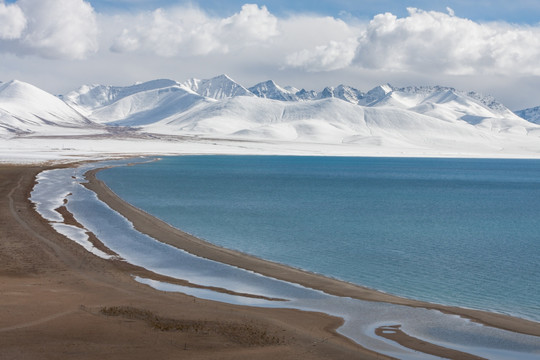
left=98, top=156, right=540, bottom=321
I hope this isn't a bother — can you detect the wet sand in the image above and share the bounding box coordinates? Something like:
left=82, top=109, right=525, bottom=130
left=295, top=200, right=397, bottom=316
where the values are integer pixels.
left=1, top=163, right=539, bottom=359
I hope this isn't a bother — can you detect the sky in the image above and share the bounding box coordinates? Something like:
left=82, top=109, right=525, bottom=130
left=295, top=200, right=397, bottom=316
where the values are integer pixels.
left=1, top=0, right=540, bottom=110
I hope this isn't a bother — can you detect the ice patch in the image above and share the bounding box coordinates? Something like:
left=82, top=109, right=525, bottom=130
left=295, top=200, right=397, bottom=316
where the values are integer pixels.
left=51, top=223, right=113, bottom=260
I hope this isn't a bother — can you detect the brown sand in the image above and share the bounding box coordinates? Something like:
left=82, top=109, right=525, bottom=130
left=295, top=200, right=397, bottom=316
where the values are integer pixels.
left=0, top=165, right=381, bottom=360
left=1, top=163, right=539, bottom=360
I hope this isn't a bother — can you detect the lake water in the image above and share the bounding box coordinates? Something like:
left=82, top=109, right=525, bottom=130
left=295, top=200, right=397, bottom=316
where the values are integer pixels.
left=98, top=155, right=540, bottom=322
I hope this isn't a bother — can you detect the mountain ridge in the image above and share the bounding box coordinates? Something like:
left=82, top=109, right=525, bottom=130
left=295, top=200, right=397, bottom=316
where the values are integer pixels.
left=1, top=75, right=539, bottom=158
left=63, top=74, right=530, bottom=118
left=182, top=74, right=253, bottom=100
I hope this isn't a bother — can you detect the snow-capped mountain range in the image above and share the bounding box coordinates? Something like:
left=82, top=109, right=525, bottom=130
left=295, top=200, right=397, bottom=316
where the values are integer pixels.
left=1, top=74, right=540, bottom=156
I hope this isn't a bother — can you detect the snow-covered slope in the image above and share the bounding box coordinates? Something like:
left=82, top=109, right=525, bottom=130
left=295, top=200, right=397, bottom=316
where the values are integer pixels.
left=183, top=74, right=253, bottom=100
left=0, top=80, right=96, bottom=138
left=515, top=106, right=540, bottom=124
left=386, top=86, right=515, bottom=117
left=147, top=97, right=369, bottom=142
left=142, top=94, right=530, bottom=149
left=63, top=79, right=179, bottom=116
left=365, top=86, right=532, bottom=135
left=89, top=85, right=209, bottom=126
left=64, top=79, right=210, bottom=126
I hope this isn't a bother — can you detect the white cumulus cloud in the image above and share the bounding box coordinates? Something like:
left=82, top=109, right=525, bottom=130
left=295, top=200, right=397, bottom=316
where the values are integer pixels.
left=0, top=1, right=26, bottom=39
left=286, top=38, right=358, bottom=72
left=110, top=4, right=279, bottom=57
left=355, top=8, right=540, bottom=75
left=220, top=3, right=278, bottom=44
left=284, top=7, right=540, bottom=76
left=0, top=0, right=98, bottom=59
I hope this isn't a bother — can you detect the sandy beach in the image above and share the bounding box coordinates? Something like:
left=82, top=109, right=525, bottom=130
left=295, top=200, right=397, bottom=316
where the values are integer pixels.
left=1, top=162, right=539, bottom=359
left=0, top=164, right=376, bottom=360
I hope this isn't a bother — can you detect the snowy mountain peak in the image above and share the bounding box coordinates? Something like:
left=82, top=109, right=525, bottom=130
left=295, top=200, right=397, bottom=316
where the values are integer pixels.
left=183, top=74, right=253, bottom=100
left=213, top=74, right=234, bottom=82
left=1, top=80, right=83, bottom=111
left=360, top=84, right=394, bottom=105
left=0, top=79, right=94, bottom=137
left=317, top=85, right=365, bottom=105
left=248, top=80, right=298, bottom=101
left=371, top=84, right=393, bottom=95
left=295, top=88, right=318, bottom=100
left=0, top=79, right=42, bottom=97
left=385, top=85, right=512, bottom=115
left=318, top=87, right=335, bottom=99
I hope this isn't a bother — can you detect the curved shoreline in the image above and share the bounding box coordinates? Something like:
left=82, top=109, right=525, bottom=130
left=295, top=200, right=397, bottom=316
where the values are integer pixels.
left=3, top=164, right=385, bottom=359
left=85, top=165, right=540, bottom=338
